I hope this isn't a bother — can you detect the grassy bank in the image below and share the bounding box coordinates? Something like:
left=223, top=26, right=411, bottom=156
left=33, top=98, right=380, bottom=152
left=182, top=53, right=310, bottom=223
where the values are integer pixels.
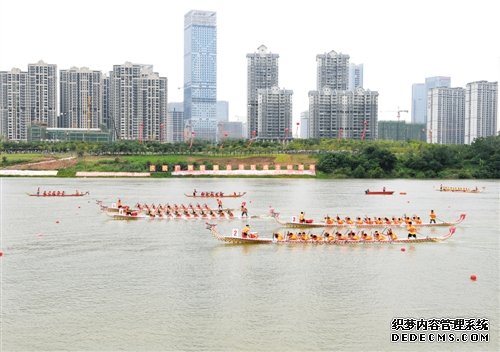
left=2, top=153, right=319, bottom=177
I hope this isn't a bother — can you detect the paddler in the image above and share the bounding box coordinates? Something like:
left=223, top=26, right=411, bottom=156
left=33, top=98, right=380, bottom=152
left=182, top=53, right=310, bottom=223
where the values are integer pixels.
left=387, top=228, right=398, bottom=240
left=429, top=210, right=437, bottom=224
left=361, top=231, right=373, bottom=241
left=374, top=230, right=386, bottom=241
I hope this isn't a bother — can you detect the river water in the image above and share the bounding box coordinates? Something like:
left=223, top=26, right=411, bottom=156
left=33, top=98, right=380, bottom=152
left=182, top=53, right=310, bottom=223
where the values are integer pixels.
left=1, top=178, right=498, bottom=351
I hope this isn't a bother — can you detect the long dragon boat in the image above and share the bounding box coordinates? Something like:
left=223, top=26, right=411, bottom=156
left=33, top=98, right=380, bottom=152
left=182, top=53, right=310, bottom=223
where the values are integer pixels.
left=437, top=187, right=481, bottom=193
left=206, top=223, right=456, bottom=245
left=184, top=192, right=246, bottom=198
left=27, top=191, right=89, bottom=197
left=272, top=213, right=466, bottom=229
left=107, top=208, right=248, bottom=221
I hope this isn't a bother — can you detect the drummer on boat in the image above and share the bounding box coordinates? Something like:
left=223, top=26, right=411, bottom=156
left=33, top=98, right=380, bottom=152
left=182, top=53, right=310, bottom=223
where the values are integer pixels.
left=242, top=224, right=250, bottom=238
left=299, top=212, right=305, bottom=223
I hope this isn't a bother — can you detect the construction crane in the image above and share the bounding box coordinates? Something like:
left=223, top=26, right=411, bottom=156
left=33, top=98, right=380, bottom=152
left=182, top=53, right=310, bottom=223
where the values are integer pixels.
left=380, top=108, right=409, bottom=140
left=395, top=109, right=408, bottom=140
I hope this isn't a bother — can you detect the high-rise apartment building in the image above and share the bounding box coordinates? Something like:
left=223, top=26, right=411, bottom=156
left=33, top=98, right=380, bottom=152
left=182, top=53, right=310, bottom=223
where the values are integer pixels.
left=134, top=68, right=168, bottom=142
left=427, top=87, right=465, bottom=144
left=183, top=10, right=217, bottom=141
left=465, top=81, right=498, bottom=144
left=102, top=75, right=110, bottom=130
left=28, top=60, right=57, bottom=127
left=0, top=68, right=29, bottom=140
left=246, top=45, right=279, bottom=138
left=110, top=62, right=143, bottom=139
left=348, top=63, right=363, bottom=91
left=309, top=87, right=378, bottom=140
left=316, top=50, right=350, bottom=91
left=411, top=83, right=426, bottom=124
left=109, top=62, right=166, bottom=141
left=411, top=77, right=451, bottom=125
left=309, top=50, right=377, bottom=140
left=257, top=86, right=293, bottom=140
left=60, top=67, right=103, bottom=129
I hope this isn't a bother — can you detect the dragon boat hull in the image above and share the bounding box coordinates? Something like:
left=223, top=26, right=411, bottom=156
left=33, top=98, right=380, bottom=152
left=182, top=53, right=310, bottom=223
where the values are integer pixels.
left=272, top=214, right=466, bottom=229
left=184, top=192, right=246, bottom=198
left=207, top=223, right=456, bottom=245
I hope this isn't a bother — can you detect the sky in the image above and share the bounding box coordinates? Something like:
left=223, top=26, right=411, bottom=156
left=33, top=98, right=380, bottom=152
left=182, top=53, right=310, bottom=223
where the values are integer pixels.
left=1, top=0, right=498, bottom=128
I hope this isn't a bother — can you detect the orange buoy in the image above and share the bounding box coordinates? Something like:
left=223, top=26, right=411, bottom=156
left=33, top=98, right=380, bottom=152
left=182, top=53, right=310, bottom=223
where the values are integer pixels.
left=470, top=274, right=477, bottom=281
left=400, top=247, right=406, bottom=252
left=0, top=251, right=3, bottom=257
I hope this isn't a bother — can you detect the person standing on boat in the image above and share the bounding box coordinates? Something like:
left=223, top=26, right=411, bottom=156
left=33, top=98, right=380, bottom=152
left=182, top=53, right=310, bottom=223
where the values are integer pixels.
left=241, top=205, right=248, bottom=217
left=407, top=222, right=417, bottom=239
left=193, top=189, right=197, bottom=196
left=217, top=198, right=223, bottom=210
left=299, top=212, right=305, bottom=223
left=37, top=187, right=40, bottom=196
left=429, top=210, right=437, bottom=224
left=383, top=187, right=386, bottom=192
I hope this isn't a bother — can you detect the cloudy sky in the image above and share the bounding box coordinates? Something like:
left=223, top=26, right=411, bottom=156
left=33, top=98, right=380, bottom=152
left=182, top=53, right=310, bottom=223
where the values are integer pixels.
left=1, top=0, right=498, bottom=126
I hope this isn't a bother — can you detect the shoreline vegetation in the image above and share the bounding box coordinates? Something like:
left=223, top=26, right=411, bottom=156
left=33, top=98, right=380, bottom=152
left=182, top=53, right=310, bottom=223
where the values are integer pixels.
left=1, top=136, right=499, bottom=179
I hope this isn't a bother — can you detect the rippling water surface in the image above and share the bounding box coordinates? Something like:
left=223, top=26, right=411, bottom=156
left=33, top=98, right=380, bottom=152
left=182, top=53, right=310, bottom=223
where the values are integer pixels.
left=1, top=178, right=498, bottom=351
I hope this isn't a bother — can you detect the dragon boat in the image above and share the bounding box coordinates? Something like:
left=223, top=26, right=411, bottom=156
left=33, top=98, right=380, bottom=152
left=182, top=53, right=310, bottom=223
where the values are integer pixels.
left=271, top=213, right=466, bottom=229
left=206, top=223, right=456, bottom=245
left=106, top=208, right=248, bottom=221
left=27, top=191, right=89, bottom=197
left=437, top=186, right=481, bottom=193
left=184, top=192, right=246, bottom=198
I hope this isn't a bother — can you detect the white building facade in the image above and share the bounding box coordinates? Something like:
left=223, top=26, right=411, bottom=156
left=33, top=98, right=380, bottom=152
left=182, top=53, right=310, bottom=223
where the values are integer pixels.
left=247, top=45, right=279, bottom=139
left=257, top=86, right=293, bottom=141
left=427, top=87, right=465, bottom=144
left=316, top=50, right=350, bottom=91
left=60, top=67, right=103, bottom=129
left=0, top=68, right=29, bottom=140
left=28, top=60, right=57, bottom=127
left=464, top=81, right=498, bottom=144
left=309, top=87, right=378, bottom=140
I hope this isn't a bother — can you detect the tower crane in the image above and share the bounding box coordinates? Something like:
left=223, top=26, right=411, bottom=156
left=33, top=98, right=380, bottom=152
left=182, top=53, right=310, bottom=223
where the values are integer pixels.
left=395, top=109, right=408, bottom=140
left=380, top=108, right=408, bottom=140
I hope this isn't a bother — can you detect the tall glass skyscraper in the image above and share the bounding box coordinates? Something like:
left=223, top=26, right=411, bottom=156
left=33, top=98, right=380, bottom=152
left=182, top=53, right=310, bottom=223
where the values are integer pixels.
left=184, top=10, right=217, bottom=141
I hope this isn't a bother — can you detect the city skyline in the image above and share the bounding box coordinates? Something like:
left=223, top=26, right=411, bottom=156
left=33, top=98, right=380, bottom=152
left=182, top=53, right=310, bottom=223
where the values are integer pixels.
left=0, top=0, right=498, bottom=128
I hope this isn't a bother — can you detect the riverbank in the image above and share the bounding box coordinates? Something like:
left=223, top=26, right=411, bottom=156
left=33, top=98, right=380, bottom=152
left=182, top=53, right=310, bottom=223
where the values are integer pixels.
left=0, top=153, right=319, bottom=178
